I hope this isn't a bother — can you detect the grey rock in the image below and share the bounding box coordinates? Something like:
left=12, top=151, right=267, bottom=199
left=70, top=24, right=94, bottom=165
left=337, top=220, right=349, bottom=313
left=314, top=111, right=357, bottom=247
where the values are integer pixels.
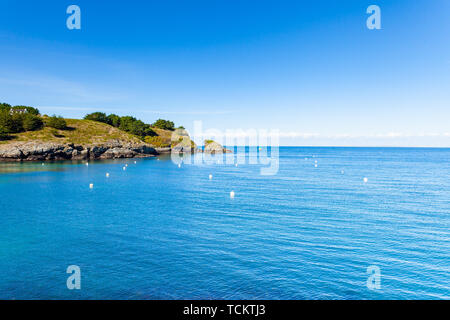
left=0, top=141, right=157, bottom=162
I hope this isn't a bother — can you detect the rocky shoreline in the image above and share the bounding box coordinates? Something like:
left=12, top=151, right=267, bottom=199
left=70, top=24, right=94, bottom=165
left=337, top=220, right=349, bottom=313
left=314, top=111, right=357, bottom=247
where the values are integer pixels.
left=0, top=140, right=233, bottom=162
left=0, top=141, right=158, bottom=161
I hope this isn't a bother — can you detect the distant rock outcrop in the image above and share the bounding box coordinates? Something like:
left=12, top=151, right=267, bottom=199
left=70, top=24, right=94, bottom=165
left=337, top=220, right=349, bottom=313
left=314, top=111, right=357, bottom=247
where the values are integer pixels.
left=203, top=140, right=232, bottom=154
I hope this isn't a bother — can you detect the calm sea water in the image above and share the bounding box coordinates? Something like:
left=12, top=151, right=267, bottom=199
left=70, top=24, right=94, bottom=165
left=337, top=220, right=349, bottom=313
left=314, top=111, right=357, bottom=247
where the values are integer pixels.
left=0, top=147, right=449, bottom=300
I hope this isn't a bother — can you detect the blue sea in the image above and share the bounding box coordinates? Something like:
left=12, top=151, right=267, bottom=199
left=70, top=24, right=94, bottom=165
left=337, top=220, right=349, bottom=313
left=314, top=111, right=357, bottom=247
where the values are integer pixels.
left=0, top=147, right=449, bottom=300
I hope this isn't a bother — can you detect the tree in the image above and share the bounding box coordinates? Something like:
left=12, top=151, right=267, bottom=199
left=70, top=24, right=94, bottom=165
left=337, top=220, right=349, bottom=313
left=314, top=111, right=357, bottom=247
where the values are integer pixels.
left=45, top=115, right=67, bottom=130
left=84, top=112, right=109, bottom=124
left=0, top=103, right=12, bottom=112
left=118, top=116, right=155, bottom=138
left=118, top=116, right=138, bottom=132
left=152, top=119, right=175, bottom=131
left=12, top=106, right=40, bottom=115
left=107, top=114, right=121, bottom=127
left=22, top=114, right=44, bottom=131
left=0, top=127, right=8, bottom=140
left=0, top=109, right=14, bottom=133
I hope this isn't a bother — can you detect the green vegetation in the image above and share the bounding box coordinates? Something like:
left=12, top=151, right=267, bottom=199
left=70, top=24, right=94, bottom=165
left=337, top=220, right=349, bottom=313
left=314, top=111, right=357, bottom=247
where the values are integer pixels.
left=23, top=114, right=44, bottom=131
left=0, top=102, right=44, bottom=134
left=2, top=118, right=144, bottom=145
left=0, top=127, right=8, bottom=141
left=144, top=136, right=171, bottom=148
left=84, top=112, right=180, bottom=140
left=45, top=115, right=67, bottom=130
left=152, top=119, right=175, bottom=131
left=0, top=102, right=193, bottom=149
left=84, top=112, right=109, bottom=123
left=204, top=139, right=215, bottom=145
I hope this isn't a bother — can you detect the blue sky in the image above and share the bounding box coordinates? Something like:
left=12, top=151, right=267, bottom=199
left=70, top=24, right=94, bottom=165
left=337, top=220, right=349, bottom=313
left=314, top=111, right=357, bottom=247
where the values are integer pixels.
left=0, top=0, right=449, bottom=146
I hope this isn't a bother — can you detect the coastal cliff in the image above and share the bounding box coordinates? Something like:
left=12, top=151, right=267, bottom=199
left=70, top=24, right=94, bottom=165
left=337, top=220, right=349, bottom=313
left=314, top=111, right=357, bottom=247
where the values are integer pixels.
left=0, top=141, right=156, bottom=161
left=0, top=105, right=231, bottom=161
left=0, top=118, right=158, bottom=161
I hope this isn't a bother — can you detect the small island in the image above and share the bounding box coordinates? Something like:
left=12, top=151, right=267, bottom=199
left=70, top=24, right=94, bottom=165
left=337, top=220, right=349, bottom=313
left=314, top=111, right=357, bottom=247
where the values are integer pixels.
left=0, top=102, right=227, bottom=161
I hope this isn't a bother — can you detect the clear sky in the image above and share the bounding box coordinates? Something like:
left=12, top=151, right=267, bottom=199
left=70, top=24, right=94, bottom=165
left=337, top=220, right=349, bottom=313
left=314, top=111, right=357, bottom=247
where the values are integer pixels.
left=0, top=0, right=449, bottom=146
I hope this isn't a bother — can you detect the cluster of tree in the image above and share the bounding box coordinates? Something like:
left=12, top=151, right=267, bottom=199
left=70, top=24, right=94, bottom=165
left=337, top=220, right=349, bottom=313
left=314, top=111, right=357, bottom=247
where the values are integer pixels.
left=152, top=119, right=175, bottom=131
left=0, top=103, right=67, bottom=140
left=45, top=115, right=67, bottom=130
left=84, top=112, right=177, bottom=139
left=0, top=103, right=43, bottom=134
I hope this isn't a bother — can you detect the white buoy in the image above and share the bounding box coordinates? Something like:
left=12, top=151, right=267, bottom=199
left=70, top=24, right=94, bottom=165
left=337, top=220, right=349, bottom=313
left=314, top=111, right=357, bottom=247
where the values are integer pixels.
left=230, top=191, right=235, bottom=199
left=134, top=161, right=137, bottom=164
left=178, top=163, right=181, bottom=168
left=86, top=163, right=89, bottom=166
left=315, top=164, right=318, bottom=168
left=363, top=177, right=368, bottom=183
left=341, top=170, right=345, bottom=174
left=235, top=163, right=238, bottom=167
left=123, top=166, right=126, bottom=171
left=89, top=183, right=94, bottom=189
left=315, top=160, right=318, bottom=164
left=125, top=164, right=128, bottom=167
left=106, top=173, right=110, bottom=178
left=209, top=174, right=213, bottom=180
left=41, top=163, right=45, bottom=166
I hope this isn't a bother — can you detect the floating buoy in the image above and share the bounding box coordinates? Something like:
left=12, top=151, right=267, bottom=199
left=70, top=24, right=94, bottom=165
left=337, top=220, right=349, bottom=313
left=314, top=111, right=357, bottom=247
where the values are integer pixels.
left=235, top=163, right=238, bottom=167
left=41, top=163, right=45, bottom=166
left=89, top=183, right=94, bottom=189
left=86, top=163, right=89, bottom=166
left=134, top=161, right=137, bottom=164
left=341, top=170, right=345, bottom=174
left=314, top=164, right=318, bottom=168
left=230, top=191, right=235, bottom=199
left=178, top=163, right=181, bottom=168
left=363, top=177, right=368, bottom=183
left=106, top=173, right=110, bottom=178
left=209, top=174, right=213, bottom=180
left=123, top=166, right=126, bottom=171
left=125, top=164, right=128, bottom=167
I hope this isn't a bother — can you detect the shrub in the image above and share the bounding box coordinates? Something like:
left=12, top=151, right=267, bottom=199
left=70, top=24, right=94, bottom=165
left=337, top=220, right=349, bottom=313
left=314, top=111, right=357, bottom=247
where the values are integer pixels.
left=84, top=112, right=109, bottom=124
left=144, top=136, right=170, bottom=148
left=118, top=116, right=137, bottom=131
left=45, top=115, right=67, bottom=130
left=118, top=116, right=156, bottom=138
left=0, top=103, right=12, bottom=112
left=22, top=114, right=44, bottom=131
left=107, top=114, right=121, bottom=127
left=0, top=127, right=9, bottom=140
left=0, top=104, right=42, bottom=133
left=152, top=119, right=175, bottom=131
left=11, top=106, right=40, bottom=116
left=0, top=109, right=14, bottom=133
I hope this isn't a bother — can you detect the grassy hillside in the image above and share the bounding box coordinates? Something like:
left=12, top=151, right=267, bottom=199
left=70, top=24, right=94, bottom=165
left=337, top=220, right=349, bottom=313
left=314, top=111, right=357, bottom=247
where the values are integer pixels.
left=0, top=119, right=145, bottom=145
left=0, top=118, right=196, bottom=150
